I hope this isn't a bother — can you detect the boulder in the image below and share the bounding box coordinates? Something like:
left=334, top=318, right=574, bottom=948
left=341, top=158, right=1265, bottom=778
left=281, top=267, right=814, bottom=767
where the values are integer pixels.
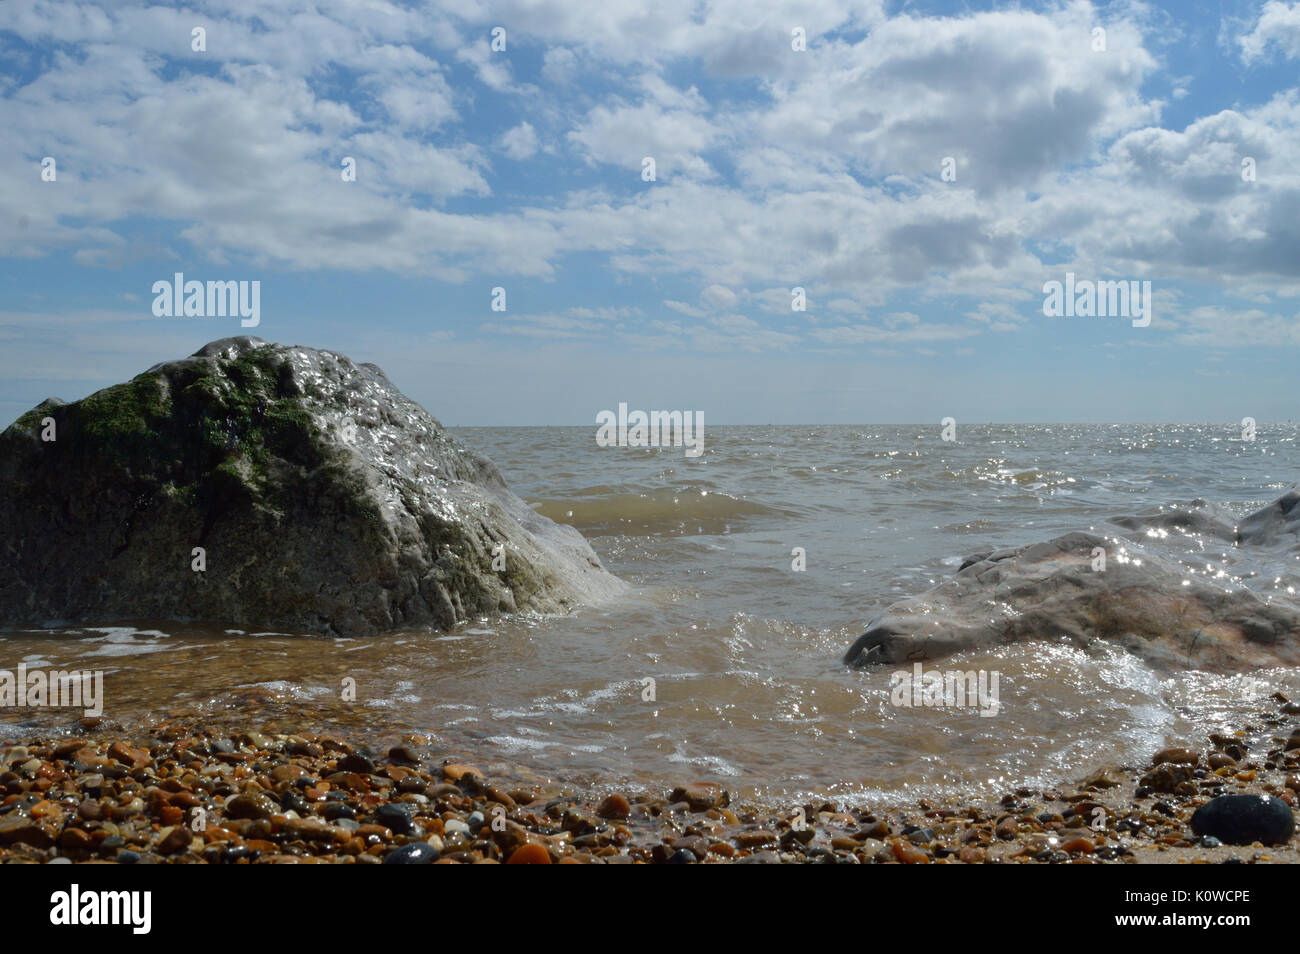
left=0, top=337, right=624, bottom=634
left=845, top=492, right=1300, bottom=671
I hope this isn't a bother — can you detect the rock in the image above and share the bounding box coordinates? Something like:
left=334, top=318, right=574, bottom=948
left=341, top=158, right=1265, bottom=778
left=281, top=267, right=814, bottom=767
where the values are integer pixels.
left=387, top=745, right=421, bottom=765
left=596, top=793, right=631, bottom=819
left=672, top=835, right=710, bottom=859
left=374, top=803, right=417, bottom=835
left=107, top=742, right=150, bottom=769
left=337, top=753, right=376, bottom=775
left=225, top=792, right=278, bottom=819
left=668, top=783, right=729, bottom=812
left=1236, top=490, right=1300, bottom=547
left=383, top=841, right=440, bottom=864
left=736, top=830, right=777, bottom=849
left=890, top=839, right=930, bottom=864
left=1141, top=763, right=1196, bottom=794
left=0, top=337, right=624, bottom=634
left=59, top=828, right=94, bottom=852
left=1190, top=794, right=1295, bottom=846
left=994, top=817, right=1017, bottom=840
left=845, top=494, right=1300, bottom=669
left=281, top=817, right=350, bottom=843
left=1082, top=768, right=1121, bottom=789
left=0, top=815, right=54, bottom=847
left=156, top=826, right=194, bottom=854
left=1152, top=747, right=1199, bottom=766
left=440, top=763, right=483, bottom=783
left=270, top=764, right=307, bottom=784
left=506, top=843, right=552, bottom=864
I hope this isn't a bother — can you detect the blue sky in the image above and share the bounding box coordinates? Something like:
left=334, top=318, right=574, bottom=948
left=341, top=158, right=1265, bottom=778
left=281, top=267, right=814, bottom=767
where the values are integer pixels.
left=3, top=0, right=1300, bottom=426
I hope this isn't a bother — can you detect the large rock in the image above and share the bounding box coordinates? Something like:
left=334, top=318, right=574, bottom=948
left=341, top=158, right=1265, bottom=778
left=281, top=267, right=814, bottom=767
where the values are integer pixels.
left=844, top=493, right=1300, bottom=671
left=0, top=337, right=624, bottom=634
left=1190, top=794, right=1295, bottom=846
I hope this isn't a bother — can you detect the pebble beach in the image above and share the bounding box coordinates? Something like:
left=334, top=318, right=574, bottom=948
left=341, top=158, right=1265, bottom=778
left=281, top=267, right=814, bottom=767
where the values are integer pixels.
left=3, top=690, right=1296, bottom=865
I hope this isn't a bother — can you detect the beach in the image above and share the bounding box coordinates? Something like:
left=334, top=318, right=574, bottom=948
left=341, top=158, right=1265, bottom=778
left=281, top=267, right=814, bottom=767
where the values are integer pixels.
left=2, top=685, right=1295, bottom=864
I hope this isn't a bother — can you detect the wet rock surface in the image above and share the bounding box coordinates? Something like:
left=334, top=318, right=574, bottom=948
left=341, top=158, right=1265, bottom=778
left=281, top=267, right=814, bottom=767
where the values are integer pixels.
left=0, top=337, right=623, bottom=635
left=846, top=491, right=1300, bottom=670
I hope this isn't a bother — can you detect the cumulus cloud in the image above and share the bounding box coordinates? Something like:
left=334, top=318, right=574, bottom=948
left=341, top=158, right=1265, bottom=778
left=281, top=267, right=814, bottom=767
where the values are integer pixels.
left=2, top=0, right=1300, bottom=365
left=1239, top=1, right=1300, bottom=63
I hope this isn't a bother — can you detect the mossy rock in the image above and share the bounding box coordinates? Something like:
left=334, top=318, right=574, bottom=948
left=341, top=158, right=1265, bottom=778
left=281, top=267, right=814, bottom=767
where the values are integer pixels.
left=0, top=337, right=624, bottom=634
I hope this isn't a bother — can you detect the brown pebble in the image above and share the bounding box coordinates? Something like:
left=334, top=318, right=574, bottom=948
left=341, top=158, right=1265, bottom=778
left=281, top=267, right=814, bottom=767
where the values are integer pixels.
left=596, top=793, right=631, bottom=819
left=441, top=763, right=483, bottom=782
left=890, top=839, right=929, bottom=864
left=668, top=782, right=729, bottom=812
left=736, top=830, right=777, bottom=848
left=156, top=826, right=193, bottom=854
left=507, top=842, right=552, bottom=864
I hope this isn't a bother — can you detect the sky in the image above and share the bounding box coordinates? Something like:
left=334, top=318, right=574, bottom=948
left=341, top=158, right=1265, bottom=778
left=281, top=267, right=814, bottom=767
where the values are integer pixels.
left=2, top=0, right=1300, bottom=426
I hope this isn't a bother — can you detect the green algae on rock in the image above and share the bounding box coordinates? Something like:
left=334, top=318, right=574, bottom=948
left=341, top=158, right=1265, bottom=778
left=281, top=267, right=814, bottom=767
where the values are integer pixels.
left=0, top=337, right=624, bottom=635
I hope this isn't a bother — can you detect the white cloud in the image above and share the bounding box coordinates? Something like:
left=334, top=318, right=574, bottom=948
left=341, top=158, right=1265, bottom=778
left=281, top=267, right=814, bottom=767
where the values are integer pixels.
left=500, top=121, right=540, bottom=160
left=1240, top=1, right=1300, bottom=62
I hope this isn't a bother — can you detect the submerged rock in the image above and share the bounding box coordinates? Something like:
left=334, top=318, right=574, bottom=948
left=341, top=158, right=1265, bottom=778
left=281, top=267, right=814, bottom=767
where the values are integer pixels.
left=0, top=337, right=623, bottom=634
left=845, top=492, right=1300, bottom=671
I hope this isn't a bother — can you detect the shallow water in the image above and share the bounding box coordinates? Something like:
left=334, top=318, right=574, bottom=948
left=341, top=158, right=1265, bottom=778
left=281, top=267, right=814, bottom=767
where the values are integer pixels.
left=4, top=423, right=1300, bottom=807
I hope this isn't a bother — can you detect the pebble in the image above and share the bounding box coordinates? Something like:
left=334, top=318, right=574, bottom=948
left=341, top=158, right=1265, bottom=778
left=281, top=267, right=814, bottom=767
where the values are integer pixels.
left=226, top=792, right=278, bottom=819
left=1190, top=794, right=1295, bottom=846
left=506, top=843, right=552, bottom=864
left=596, top=793, right=631, bottom=819
left=1152, top=747, right=1200, bottom=766
left=668, top=783, right=729, bottom=812
left=1139, top=763, right=1196, bottom=794
left=736, top=830, right=776, bottom=848
left=383, top=841, right=440, bottom=864
left=375, top=803, right=418, bottom=835
left=890, top=840, right=929, bottom=864
left=440, top=763, right=483, bottom=782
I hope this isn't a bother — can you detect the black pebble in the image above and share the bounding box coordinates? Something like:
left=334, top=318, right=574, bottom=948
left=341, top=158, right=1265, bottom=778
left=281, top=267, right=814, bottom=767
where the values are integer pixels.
left=1190, top=794, right=1295, bottom=846
left=382, top=841, right=439, bottom=865
left=375, top=803, right=418, bottom=835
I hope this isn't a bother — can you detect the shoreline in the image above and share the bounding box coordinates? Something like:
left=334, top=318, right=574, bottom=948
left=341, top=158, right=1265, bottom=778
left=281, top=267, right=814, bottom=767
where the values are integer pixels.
left=1, top=696, right=1297, bottom=864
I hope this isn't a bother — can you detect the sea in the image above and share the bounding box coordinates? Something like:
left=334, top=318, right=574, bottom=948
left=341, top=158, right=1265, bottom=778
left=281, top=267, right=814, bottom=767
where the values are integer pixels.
left=5, top=423, right=1300, bottom=807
